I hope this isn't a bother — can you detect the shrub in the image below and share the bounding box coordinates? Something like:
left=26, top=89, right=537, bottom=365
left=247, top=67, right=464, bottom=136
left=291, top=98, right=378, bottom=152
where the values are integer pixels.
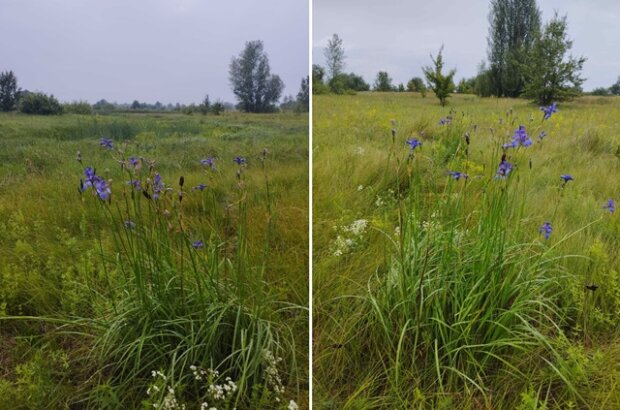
left=63, top=100, right=93, bottom=114
left=19, top=92, right=63, bottom=115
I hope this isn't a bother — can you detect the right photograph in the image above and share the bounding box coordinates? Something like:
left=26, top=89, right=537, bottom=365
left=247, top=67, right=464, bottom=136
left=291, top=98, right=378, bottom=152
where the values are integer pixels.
left=312, top=1, right=620, bottom=409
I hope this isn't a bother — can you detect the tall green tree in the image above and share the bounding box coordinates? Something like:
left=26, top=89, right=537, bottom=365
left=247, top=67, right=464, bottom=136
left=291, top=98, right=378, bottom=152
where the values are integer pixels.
left=296, top=76, right=309, bottom=112
left=312, top=64, right=329, bottom=94
left=522, top=13, right=586, bottom=104
left=0, top=70, right=20, bottom=112
left=610, top=76, right=620, bottom=95
left=324, top=34, right=345, bottom=80
left=373, top=71, right=394, bottom=92
left=487, top=0, right=541, bottom=97
left=422, top=46, right=456, bottom=106
left=229, top=40, right=284, bottom=113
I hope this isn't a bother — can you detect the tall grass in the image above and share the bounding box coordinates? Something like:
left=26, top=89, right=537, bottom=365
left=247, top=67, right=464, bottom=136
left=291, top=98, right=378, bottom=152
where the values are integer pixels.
left=0, top=112, right=308, bottom=409
left=314, top=93, right=620, bottom=409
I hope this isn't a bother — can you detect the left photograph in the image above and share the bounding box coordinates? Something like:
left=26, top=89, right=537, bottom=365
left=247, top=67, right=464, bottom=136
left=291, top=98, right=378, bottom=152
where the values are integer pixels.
left=0, top=1, right=309, bottom=409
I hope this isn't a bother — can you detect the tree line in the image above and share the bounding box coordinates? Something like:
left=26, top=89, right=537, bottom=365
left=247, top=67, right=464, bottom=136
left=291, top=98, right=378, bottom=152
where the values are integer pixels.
left=313, top=0, right=601, bottom=105
left=0, top=40, right=309, bottom=115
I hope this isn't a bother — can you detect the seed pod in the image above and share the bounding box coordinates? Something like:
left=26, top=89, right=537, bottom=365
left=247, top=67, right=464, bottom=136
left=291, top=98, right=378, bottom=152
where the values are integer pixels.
left=179, top=176, right=185, bottom=187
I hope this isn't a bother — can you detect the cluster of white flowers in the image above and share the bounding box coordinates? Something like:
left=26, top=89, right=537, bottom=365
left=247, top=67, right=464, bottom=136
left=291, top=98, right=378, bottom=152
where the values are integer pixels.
left=357, top=185, right=364, bottom=191
left=147, top=370, right=186, bottom=410
left=375, top=189, right=395, bottom=208
left=199, top=403, right=216, bottom=410
left=332, top=219, right=369, bottom=257
left=344, top=219, right=368, bottom=236
left=332, top=235, right=354, bottom=257
left=421, top=212, right=440, bottom=232
left=190, top=365, right=219, bottom=381
left=207, top=376, right=238, bottom=401
left=159, top=387, right=186, bottom=410
left=288, top=400, right=299, bottom=410
left=263, top=349, right=285, bottom=402
left=375, top=196, right=384, bottom=207
left=354, top=146, right=365, bottom=155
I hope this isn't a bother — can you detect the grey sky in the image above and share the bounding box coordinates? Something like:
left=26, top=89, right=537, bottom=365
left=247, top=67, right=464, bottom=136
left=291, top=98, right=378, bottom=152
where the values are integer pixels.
left=313, top=0, right=620, bottom=91
left=0, top=0, right=308, bottom=104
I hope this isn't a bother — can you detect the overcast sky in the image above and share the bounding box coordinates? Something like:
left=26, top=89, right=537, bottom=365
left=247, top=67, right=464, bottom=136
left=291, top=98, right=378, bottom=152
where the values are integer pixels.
left=313, top=0, right=620, bottom=91
left=0, top=0, right=308, bottom=104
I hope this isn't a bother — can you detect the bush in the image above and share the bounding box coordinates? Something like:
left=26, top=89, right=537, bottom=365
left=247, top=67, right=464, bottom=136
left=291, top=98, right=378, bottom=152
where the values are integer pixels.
left=63, top=101, right=93, bottom=114
left=19, top=92, right=63, bottom=115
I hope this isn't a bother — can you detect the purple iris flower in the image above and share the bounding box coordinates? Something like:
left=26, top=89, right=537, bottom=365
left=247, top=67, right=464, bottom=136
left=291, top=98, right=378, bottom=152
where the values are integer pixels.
left=406, top=138, right=422, bottom=150
left=495, top=160, right=513, bottom=179
left=127, top=180, right=142, bottom=191
left=201, top=157, right=216, bottom=170
left=233, top=156, right=246, bottom=165
left=153, top=172, right=165, bottom=199
left=94, top=178, right=111, bottom=200
left=449, top=171, right=468, bottom=180
left=438, top=116, right=452, bottom=125
left=128, top=156, right=140, bottom=169
left=539, top=221, right=553, bottom=240
left=100, top=138, right=113, bottom=150
left=192, top=184, right=208, bottom=191
left=124, top=220, right=136, bottom=229
left=541, top=103, right=558, bottom=120
left=560, top=174, right=574, bottom=185
left=538, top=131, right=546, bottom=141
left=192, top=240, right=204, bottom=249
left=603, top=199, right=615, bottom=213
left=504, top=125, right=532, bottom=149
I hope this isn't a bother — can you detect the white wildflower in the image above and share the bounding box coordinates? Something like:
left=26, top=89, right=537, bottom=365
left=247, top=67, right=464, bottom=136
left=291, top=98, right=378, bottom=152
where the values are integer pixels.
left=288, top=400, right=299, bottom=410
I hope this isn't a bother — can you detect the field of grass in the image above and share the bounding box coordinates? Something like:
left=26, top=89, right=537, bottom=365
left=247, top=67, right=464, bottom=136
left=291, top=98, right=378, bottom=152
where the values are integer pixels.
left=0, top=111, right=308, bottom=409
left=313, top=92, right=620, bottom=409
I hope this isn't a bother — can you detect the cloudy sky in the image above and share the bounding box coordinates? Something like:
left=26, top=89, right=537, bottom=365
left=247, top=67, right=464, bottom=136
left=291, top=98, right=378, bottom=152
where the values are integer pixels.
left=313, top=0, right=620, bottom=91
left=0, top=0, right=308, bottom=104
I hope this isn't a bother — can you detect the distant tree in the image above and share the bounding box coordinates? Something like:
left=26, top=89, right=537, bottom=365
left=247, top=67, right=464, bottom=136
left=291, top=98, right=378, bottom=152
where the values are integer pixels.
left=373, top=71, right=394, bottom=92
left=0, top=71, right=20, bottom=112
left=324, top=34, right=345, bottom=80
left=522, top=13, right=586, bottom=104
left=131, top=100, right=141, bottom=110
left=397, top=83, right=405, bottom=92
left=329, top=73, right=369, bottom=94
left=487, top=0, right=541, bottom=97
left=474, top=61, right=494, bottom=97
left=19, top=92, right=63, bottom=115
left=93, top=99, right=115, bottom=112
left=456, top=78, right=476, bottom=94
left=229, top=40, right=284, bottom=113
left=200, top=94, right=211, bottom=115
left=610, top=76, right=620, bottom=95
left=296, top=76, right=309, bottom=112
left=407, top=77, right=427, bottom=96
left=312, top=64, right=329, bottom=94
left=280, top=95, right=297, bottom=112
left=211, top=101, right=225, bottom=115
left=422, top=46, right=456, bottom=106
left=590, top=87, right=611, bottom=96
left=63, top=101, right=93, bottom=114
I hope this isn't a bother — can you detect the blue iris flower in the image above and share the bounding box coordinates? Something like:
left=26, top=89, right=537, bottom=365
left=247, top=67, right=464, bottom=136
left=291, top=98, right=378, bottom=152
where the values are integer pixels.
left=201, top=157, right=216, bottom=170
left=406, top=138, right=422, bottom=150
left=504, top=125, right=532, bottom=149
left=495, top=160, right=513, bottom=179
left=541, top=103, right=558, bottom=120
left=539, top=221, right=552, bottom=240
left=100, top=138, right=113, bottom=150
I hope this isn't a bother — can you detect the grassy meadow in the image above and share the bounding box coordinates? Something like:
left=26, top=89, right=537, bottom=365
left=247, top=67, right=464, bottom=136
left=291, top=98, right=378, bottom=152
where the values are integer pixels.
left=0, top=111, right=308, bottom=409
left=313, top=92, right=620, bottom=409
